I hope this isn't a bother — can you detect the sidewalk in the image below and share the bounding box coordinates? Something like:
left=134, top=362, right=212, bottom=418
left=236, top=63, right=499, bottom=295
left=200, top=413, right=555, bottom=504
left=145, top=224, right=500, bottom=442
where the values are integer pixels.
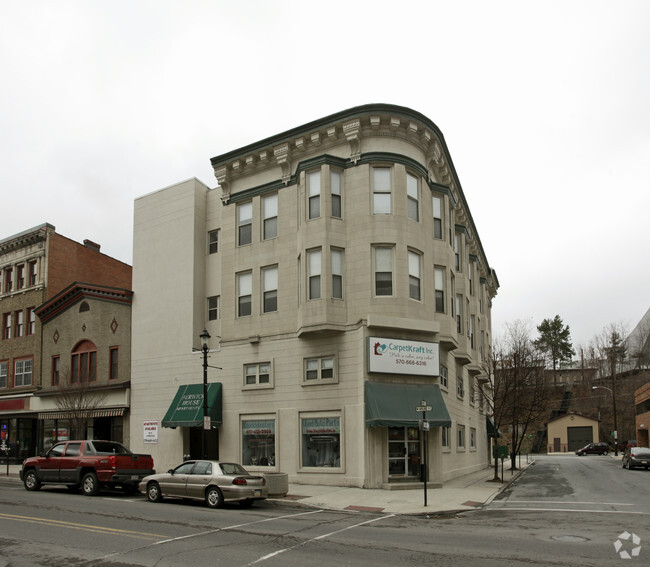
left=2, top=462, right=530, bottom=515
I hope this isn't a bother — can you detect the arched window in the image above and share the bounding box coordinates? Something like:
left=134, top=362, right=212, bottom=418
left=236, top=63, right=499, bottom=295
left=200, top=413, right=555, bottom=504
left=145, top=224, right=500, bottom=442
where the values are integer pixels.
left=71, top=340, right=97, bottom=382
left=79, top=301, right=90, bottom=312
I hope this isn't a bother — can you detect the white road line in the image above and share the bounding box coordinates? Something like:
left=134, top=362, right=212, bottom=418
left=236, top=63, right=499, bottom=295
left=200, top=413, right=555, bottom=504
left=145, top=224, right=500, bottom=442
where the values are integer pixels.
left=504, top=500, right=635, bottom=506
left=491, top=507, right=647, bottom=515
left=247, top=513, right=396, bottom=565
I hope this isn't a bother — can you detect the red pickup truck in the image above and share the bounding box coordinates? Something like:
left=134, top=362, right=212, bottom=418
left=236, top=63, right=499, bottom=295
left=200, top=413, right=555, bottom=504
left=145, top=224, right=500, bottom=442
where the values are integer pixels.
left=20, top=440, right=155, bottom=496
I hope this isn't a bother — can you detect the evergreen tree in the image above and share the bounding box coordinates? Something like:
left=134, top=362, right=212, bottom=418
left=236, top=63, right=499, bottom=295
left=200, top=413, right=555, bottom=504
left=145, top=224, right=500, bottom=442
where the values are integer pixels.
left=533, top=315, right=576, bottom=382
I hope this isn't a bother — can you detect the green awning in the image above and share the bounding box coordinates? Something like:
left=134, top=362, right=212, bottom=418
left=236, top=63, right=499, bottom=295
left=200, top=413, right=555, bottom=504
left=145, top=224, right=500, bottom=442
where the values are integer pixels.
left=365, top=382, right=451, bottom=428
left=487, top=416, right=502, bottom=438
left=162, top=383, right=222, bottom=428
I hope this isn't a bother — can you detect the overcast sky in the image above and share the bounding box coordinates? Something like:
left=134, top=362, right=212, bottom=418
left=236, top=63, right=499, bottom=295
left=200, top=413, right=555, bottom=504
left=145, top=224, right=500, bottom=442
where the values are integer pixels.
left=1, top=1, right=648, bottom=349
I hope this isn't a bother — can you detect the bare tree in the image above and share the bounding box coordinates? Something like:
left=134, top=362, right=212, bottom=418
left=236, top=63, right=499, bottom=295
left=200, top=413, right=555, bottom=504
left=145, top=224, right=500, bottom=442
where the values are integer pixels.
left=492, top=320, right=551, bottom=471
left=55, top=372, right=108, bottom=440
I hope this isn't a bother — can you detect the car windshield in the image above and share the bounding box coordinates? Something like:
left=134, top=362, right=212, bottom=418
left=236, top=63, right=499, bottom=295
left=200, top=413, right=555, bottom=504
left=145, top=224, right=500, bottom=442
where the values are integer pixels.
left=631, top=448, right=650, bottom=456
left=219, top=463, right=249, bottom=475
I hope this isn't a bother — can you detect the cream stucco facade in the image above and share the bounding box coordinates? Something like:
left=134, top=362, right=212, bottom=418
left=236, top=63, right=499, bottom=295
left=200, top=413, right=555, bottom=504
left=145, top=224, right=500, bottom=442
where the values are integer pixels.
left=130, top=104, right=498, bottom=489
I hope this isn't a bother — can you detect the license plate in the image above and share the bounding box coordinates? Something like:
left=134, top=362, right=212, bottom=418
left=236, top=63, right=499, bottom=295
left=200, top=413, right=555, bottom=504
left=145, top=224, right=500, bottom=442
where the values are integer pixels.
left=641, top=461, right=648, bottom=465
left=131, top=475, right=140, bottom=480
left=254, top=490, right=261, bottom=497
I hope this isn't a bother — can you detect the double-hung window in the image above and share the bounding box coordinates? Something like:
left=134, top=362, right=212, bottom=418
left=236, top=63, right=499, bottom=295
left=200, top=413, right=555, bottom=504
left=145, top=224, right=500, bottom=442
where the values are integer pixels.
left=331, top=248, right=343, bottom=299
left=14, top=310, right=24, bottom=338
left=244, top=363, right=271, bottom=387
left=374, top=246, right=393, bottom=296
left=434, top=267, right=445, bottom=313
left=16, top=264, right=25, bottom=290
left=456, top=294, right=463, bottom=334
left=372, top=167, right=391, bottom=214
left=71, top=341, right=97, bottom=383
left=237, top=272, right=252, bottom=317
left=454, top=233, right=462, bottom=272
left=208, top=296, right=220, bottom=321
left=3, top=313, right=11, bottom=340
left=457, top=425, right=466, bottom=448
left=305, top=356, right=335, bottom=382
left=307, top=171, right=321, bottom=219
left=262, top=266, right=278, bottom=313
left=14, top=358, right=33, bottom=387
left=4, top=268, right=12, bottom=294
left=440, top=364, right=448, bottom=388
left=109, top=347, right=119, bottom=380
left=457, top=375, right=465, bottom=398
left=0, top=361, right=7, bottom=388
left=408, top=251, right=421, bottom=301
left=407, top=173, right=419, bottom=221
left=263, top=194, right=278, bottom=239
left=331, top=170, right=342, bottom=218
left=27, top=308, right=36, bottom=335
left=28, top=260, right=38, bottom=285
left=237, top=203, right=253, bottom=246
left=208, top=229, right=219, bottom=254
left=307, top=249, right=321, bottom=300
left=432, top=195, right=443, bottom=239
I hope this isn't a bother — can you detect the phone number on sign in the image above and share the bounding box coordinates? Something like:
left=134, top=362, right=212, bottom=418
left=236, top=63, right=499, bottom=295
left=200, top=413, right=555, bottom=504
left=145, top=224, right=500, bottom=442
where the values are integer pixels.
left=396, top=359, right=427, bottom=366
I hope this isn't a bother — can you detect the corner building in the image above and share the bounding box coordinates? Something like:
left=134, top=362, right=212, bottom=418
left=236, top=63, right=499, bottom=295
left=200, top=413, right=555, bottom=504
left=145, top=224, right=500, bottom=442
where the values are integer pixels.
left=131, top=104, right=499, bottom=488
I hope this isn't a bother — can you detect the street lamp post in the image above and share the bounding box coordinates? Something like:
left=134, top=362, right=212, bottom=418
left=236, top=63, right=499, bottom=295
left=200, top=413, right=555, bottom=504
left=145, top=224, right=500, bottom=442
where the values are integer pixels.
left=200, top=329, right=211, bottom=459
left=593, top=385, right=618, bottom=456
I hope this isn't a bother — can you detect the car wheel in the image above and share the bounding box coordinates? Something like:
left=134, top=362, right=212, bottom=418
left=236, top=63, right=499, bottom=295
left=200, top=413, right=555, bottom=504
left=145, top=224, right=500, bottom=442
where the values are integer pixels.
left=81, top=472, right=101, bottom=496
left=23, top=470, right=41, bottom=491
left=146, top=481, right=163, bottom=502
left=205, top=486, right=224, bottom=509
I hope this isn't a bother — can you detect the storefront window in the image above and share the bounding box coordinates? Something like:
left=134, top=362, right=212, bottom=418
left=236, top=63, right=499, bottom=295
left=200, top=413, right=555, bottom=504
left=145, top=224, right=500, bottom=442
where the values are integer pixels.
left=241, top=419, right=275, bottom=466
left=301, top=416, right=341, bottom=468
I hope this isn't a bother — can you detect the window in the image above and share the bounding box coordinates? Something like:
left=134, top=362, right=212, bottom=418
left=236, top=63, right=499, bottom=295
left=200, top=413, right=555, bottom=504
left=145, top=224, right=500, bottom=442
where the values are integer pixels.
left=374, top=246, right=393, bottom=296
left=3, top=313, right=11, bottom=340
left=208, top=229, right=219, bottom=254
left=208, top=296, right=220, bottom=321
left=454, top=234, right=462, bottom=272
left=457, top=375, right=465, bottom=398
left=0, top=361, right=7, bottom=388
left=307, top=249, right=321, bottom=300
left=468, top=261, right=474, bottom=295
left=244, top=363, right=271, bottom=387
left=237, top=202, right=253, bottom=246
left=441, top=425, right=451, bottom=448
left=301, top=416, right=341, bottom=468
left=14, top=310, right=24, bottom=338
left=372, top=167, right=391, bottom=214
left=307, top=170, right=321, bottom=219
left=434, top=267, right=445, bottom=313
left=109, top=347, right=119, bottom=380
left=440, top=364, right=448, bottom=388
left=432, top=195, right=443, bottom=239
left=457, top=425, right=466, bottom=448
left=262, top=266, right=278, bottom=313
left=4, top=268, right=12, bottom=293
left=407, top=173, right=419, bottom=221
left=242, top=419, right=275, bottom=467
left=237, top=272, right=252, bottom=317
left=331, top=170, right=342, bottom=218
left=331, top=248, right=343, bottom=299
left=52, top=356, right=60, bottom=386
left=470, top=314, right=476, bottom=349
left=79, top=301, right=90, bottom=313
left=456, top=294, right=463, bottom=334
left=408, top=251, right=421, bottom=301
left=16, top=264, right=25, bottom=290
left=28, top=260, right=38, bottom=286
left=470, top=427, right=476, bottom=449
left=27, top=308, right=36, bottom=335
left=304, top=356, right=335, bottom=382
left=71, top=340, right=97, bottom=383
left=14, top=358, right=33, bottom=387
left=263, top=194, right=278, bottom=239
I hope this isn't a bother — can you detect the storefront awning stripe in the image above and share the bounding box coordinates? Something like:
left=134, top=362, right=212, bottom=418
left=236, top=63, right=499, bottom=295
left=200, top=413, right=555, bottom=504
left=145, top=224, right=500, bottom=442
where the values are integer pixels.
left=364, top=381, right=451, bottom=428
left=38, top=408, right=125, bottom=420
left=161, top=383, right=222, bottom=428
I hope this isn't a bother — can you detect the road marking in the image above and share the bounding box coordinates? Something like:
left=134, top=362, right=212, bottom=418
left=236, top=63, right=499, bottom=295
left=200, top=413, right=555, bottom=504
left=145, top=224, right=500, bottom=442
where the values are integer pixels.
left=0, top=512, right=164, bottom=539
left=247, top=513, right=396, bottom=565
left=504, top=500, right=635, bottom=506
left=489, top=507, right=647, bottom=515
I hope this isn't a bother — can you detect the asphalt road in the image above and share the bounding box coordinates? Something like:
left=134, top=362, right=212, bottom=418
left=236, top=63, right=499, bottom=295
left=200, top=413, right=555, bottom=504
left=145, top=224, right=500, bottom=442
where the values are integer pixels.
left=0, top=455, right=648, bottom=566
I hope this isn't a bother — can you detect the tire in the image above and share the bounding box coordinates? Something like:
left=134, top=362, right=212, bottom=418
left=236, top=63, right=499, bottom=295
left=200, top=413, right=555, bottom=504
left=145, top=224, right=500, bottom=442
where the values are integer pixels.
left=205, top=486, right=224, bottom=509
left=81, top=472, right=101, bottom=496
left=146, top=482, right=163, bottom=503
left=23, top=470, right=41, bottom=491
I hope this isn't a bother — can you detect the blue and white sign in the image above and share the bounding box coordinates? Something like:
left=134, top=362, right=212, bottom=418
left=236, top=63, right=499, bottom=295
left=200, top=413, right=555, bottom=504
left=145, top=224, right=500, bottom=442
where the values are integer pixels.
left=368, top=337, right=440, bottom=376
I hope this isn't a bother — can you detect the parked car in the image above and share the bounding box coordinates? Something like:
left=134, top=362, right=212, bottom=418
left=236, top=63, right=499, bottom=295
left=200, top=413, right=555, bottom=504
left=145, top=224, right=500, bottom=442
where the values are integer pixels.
left=20, top=440, right=155, bottom=496
left=140, top=460, right=268, bottom=508
left=575, top=442, right=610, bottom=456
left=621, top=447, right=650, bottom=470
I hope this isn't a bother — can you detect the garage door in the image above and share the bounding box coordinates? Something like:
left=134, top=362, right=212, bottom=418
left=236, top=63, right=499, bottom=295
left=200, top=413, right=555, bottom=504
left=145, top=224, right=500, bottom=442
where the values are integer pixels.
left=568, top=426, right=593, bottom=451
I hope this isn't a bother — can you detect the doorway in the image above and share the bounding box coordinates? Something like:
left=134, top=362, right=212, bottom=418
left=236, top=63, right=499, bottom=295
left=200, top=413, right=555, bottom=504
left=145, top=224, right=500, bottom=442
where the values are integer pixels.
left=189, top=428, right=219, bottom=460
left=388, top=426, right=421, bottom=479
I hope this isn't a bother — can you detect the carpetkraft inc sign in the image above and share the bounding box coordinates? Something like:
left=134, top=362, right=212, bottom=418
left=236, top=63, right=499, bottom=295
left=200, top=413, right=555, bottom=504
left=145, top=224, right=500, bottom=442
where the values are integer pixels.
left=368, top=337, right=440, bottom=376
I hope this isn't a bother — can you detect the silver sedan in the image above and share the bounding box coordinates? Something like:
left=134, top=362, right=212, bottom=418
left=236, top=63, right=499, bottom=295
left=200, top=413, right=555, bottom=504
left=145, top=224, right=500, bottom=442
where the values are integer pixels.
left=139, top=460, right=268, bottom=508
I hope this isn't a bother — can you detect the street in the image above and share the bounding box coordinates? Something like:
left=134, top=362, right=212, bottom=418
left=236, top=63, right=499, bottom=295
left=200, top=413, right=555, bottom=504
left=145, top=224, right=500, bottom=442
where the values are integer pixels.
left=0, top=455, right=648, bottom=566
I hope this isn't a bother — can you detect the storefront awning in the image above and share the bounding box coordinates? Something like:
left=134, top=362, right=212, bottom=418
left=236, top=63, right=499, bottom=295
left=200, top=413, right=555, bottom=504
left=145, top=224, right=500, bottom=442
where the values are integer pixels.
left=365, top=382, right=451, bottom=428
left=38, top=407, right=126, bottom=420
left=162, top=383, right=222, bottom=428
left=487, top=416, right=502, bottom=438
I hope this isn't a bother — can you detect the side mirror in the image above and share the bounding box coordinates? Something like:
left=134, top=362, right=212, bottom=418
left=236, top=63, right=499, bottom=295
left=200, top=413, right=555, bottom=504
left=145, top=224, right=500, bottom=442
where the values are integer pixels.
left=39, top=451, right=47, bottom=458
left=168, top=469, right=175, bottom=474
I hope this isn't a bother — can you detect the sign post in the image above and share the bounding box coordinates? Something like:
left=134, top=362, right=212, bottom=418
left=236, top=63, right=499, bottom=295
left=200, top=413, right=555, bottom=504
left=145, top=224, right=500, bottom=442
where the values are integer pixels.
left=416, top=400, right=432, bottom=507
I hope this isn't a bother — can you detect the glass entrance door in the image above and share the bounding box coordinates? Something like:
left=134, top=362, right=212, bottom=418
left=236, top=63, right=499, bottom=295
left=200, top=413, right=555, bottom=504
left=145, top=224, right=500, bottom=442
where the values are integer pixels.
left=388, top=426, right=421, bottom=478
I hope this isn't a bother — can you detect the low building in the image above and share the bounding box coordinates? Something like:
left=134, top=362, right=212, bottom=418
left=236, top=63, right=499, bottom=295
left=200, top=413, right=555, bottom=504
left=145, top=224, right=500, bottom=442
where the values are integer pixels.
left=634, top=383, right=650, bottom=447
left=547, top=413, right=600, bottom=453
left=129, top=104, right=499, bottom=488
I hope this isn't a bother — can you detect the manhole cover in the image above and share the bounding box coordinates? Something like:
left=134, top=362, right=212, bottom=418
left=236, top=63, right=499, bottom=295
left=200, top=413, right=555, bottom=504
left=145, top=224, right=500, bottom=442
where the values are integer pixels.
left=552, top=535, right=589, bottom=543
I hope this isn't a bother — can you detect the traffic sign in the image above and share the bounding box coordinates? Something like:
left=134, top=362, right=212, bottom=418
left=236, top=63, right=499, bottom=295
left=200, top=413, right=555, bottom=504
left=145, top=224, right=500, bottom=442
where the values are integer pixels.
left=416, top=405, right=432, bottom=412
